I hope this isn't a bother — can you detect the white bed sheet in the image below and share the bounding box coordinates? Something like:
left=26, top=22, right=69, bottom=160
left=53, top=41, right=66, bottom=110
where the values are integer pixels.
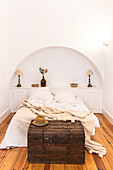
left=28, top=97, right=100, bottom=134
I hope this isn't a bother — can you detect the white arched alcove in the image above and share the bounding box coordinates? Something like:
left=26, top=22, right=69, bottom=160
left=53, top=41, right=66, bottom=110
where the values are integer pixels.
left=10, top=46, right=103, bottom=88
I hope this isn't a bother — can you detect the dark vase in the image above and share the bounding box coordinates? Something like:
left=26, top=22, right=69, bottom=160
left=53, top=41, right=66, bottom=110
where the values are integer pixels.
left=41, top=75, right=46, bottom=87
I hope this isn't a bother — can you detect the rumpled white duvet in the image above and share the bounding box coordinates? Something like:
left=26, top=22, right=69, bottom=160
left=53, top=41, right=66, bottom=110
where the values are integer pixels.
left=0, top=98, right=105, bottom=156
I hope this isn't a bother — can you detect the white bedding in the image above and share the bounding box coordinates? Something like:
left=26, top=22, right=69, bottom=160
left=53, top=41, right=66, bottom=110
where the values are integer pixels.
left=0, top=90, right=100, bottom=149
left=28, top=97, right=100, bottom=133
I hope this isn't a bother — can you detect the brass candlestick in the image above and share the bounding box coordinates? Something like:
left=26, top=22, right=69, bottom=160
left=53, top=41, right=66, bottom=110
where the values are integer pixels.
left=88, top=75, right=92, bottom=87
left=17, top=75, right=21, bottom=87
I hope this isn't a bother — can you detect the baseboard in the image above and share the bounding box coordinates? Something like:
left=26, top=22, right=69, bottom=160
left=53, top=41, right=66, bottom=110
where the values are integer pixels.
left=102, top=108, right=113, bottom=125
left=0, top=107, right=11, bottom=124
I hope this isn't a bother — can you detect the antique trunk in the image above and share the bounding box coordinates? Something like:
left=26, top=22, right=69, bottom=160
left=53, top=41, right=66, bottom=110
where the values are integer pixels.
left=27, top=120, right=85, bottom=164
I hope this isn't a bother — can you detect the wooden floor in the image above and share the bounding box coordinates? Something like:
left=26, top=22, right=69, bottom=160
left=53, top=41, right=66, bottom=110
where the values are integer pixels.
left=0, top=113, right=113, bottom=170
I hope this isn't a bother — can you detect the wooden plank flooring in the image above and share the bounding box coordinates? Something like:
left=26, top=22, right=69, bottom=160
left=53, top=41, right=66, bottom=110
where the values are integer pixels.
left=0, top=113, right=113, bottom=170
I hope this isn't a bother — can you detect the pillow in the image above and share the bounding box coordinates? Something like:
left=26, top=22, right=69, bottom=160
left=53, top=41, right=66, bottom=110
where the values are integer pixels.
left=30, top=87, right=54, bottom=101
left=54, top=91, right=76, bottom=103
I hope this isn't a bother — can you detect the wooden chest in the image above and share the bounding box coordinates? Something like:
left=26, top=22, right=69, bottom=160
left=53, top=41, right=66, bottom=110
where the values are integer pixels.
left=27, top=120, right=85, bottom=164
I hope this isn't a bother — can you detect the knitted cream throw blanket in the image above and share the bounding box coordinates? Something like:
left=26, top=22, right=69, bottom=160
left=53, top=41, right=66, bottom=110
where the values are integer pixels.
left=21, top=100, right=106, bottom=157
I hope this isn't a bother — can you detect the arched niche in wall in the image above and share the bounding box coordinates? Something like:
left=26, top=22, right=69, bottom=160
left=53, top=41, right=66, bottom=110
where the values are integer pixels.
left=10, top=46, right=103, bottom=87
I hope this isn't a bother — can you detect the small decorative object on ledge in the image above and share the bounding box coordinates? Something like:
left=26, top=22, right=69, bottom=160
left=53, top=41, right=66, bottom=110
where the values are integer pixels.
left=41, top=76, right=46, bottom=87
left=31, top=84, right=39, bottom=87
left=70, top=83, right=78, bottom=87
left=15, top=70, right=23, bottom=87
left=39, top=67, right=48, bottom=87
left=86, top=70, right=93, bottom=87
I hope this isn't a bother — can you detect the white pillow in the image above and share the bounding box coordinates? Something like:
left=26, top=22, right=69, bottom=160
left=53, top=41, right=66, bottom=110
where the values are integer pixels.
left=54, top=91, right=76, bottom=103
left=30, top=87, right=54, bottom=101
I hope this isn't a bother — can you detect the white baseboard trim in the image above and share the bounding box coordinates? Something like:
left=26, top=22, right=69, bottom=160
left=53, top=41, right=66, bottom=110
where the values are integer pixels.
left=102, top=108, right=113, bottom=125
left=0, top=107, right=11, bottom=124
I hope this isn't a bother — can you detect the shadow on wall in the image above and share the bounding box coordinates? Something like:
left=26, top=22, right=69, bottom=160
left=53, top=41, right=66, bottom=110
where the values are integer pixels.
left=10, top=46, right=103, bottom=88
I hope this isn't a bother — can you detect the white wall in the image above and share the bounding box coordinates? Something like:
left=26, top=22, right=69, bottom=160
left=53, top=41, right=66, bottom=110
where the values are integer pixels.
left=2, top=0, right=113, bottom=120
left=0, top=0, right=10, bottom=117
left=103, top=0, right=113, bottom=117
left=12, top=47, right=99, bottom=87
left=8, top=0, right=105, bottom=84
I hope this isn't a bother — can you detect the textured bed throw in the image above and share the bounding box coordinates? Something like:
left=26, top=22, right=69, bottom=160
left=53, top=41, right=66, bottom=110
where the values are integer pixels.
left=0, top=100, right=106, bottom=157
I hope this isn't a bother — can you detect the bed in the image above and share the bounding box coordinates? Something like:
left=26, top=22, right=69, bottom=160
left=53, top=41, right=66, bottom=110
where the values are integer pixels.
left=0, top=87, right=106, bottom=157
